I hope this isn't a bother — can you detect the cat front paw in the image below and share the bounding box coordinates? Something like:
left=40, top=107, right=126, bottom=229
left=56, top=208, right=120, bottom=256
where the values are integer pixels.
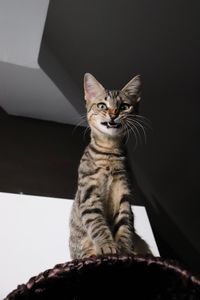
left=96, top=242, right=117, bottom=256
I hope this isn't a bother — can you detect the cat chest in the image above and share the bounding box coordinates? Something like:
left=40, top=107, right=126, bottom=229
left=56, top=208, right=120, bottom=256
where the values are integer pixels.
left=79, top=156, right=127, bottom=192
left=101, top=162, right=126, bottom=190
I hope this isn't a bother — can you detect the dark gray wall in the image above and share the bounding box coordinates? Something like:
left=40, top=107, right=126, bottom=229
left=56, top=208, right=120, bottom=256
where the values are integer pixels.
left=0, top=108, right=89, bottom=199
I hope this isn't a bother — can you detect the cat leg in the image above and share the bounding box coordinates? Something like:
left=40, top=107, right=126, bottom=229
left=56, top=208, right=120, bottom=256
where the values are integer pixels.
left=79, top=186, right=117, bottom=256
left=111, top=179, right=152, bottom=255
left=80, top=237, right=96, bottom=259
left=109, top=178, right=134, bottom=255
left=115, top=194, right=152, bottom=255
left=113, top=195, right=136, bottom=255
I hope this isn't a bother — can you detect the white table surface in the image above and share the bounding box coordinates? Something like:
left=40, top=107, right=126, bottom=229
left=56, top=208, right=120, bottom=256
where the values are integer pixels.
left=0, top=192, right=159, bottom=299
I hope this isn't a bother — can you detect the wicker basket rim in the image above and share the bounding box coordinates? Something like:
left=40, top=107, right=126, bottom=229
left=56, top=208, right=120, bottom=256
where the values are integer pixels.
left=5, top=255, right=200, bottom=299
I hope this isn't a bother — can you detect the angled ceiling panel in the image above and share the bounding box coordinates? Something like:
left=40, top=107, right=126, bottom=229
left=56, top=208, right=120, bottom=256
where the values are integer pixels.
left=0, top=0, right=82, bottom=125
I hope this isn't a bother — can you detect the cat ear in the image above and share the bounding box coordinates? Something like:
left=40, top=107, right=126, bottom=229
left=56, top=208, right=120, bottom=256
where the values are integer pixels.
left=121, top=75, right=141, bottom=102
left=84, top=73, right=105, bottom=102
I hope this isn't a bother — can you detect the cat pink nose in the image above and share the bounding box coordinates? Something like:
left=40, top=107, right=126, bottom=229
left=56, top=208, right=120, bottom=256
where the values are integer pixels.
left=109, top=114, right=117, bottom=121
left=109, top=110, right=119, bottom=120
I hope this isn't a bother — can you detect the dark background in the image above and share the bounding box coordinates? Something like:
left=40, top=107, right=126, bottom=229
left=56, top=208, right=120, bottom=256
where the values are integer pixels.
left=0, top=107, right=88, bottom=198
left=0, top=0, right=199, bottom=274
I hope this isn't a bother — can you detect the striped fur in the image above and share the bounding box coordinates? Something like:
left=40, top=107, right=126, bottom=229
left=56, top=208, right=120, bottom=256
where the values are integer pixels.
left=69, top=73, right=152, bottom=259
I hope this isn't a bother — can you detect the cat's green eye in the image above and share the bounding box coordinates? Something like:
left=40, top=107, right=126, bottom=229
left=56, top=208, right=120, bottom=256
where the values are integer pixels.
left=97, top=103, right=107, bottom=110
left=120, top=103, right=131, bottom=111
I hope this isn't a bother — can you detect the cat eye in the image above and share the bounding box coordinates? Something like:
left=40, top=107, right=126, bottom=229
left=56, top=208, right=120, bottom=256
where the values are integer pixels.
left=97, top=102, right=107, bottom=110
left=120, top=103, right=131, bottom=111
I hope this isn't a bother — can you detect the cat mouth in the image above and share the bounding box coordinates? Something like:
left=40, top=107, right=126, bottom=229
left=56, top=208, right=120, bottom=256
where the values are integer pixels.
left=101, top=121, right=121, bottom=129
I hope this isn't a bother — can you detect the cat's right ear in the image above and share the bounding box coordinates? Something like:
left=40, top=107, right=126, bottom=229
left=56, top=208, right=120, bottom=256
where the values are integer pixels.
left=84, top=73, right=105, bottom=102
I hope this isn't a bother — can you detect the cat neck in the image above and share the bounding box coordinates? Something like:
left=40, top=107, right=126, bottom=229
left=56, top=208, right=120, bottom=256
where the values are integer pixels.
left=90, top=132, right=123, bottom=151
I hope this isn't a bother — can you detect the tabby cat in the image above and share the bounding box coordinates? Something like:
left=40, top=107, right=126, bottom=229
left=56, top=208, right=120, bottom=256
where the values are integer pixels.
left=69, top=73, right=152, bottom=259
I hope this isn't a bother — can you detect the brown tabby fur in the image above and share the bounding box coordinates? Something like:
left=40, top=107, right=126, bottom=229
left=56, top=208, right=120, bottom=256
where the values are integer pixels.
left=69, top=73, right=152, bottom=259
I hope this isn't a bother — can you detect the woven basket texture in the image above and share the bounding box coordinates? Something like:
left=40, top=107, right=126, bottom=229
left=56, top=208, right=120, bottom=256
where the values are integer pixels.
left=5, top=255, right=200, bottom=300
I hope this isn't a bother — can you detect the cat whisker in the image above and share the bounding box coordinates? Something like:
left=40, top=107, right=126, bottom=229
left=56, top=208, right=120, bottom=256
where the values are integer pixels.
left=129, top=119, right=147, bottom=144
left=126, top=120, right=139, bottom=149
left=120, top=119, right=131, bottom=145
left=83, top=125, right=90, bottom=140
left=126, top=119, right=142, bottom=146
left=120, top=115, right=146, bottom=147
left=133, top=118, right=152, bottom=130
left=132, top=114, right=151, bottom=122
left=72, top=115, right=87, bottom=135
left=127, top=118, right=147, bottom=145
left=122, top=122, right=130, bottom=145
left=130, top=114, right=152, bottom=130
left=126, top=124, right=131, bottom=145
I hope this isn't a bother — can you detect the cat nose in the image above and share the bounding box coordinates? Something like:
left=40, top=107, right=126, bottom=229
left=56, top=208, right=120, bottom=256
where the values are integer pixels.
left=109, top=110, right=118, bottom=120
left=109, top=114, right=117, bottom=121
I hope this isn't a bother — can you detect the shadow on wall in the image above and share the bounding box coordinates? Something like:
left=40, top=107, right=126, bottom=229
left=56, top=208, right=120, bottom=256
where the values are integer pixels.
left=128, top=150, right=200, bottom=276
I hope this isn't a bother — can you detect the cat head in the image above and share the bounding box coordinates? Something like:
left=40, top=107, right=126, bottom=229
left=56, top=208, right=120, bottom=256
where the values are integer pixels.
left=84, top=73, right=141, bottom=137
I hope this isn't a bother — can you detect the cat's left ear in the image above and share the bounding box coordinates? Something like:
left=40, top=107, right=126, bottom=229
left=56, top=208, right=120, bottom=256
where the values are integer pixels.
left=121, top=75, right=141, bottom=102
